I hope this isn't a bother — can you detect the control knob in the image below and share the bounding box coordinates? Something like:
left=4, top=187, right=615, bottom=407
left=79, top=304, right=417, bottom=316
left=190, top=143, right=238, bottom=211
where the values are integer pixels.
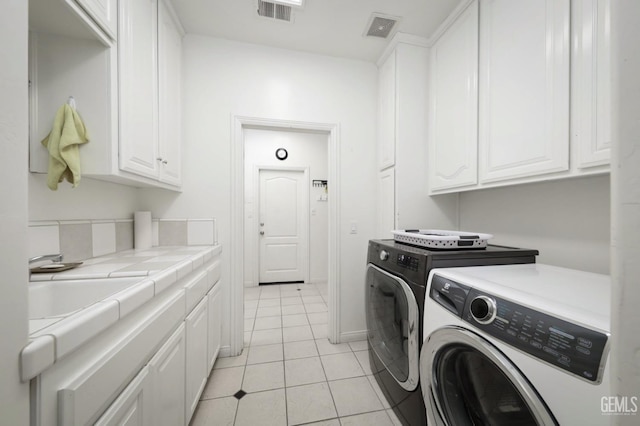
left=470, top=296, right=497, bottom=324
left=379, top=250, right=389, bottom=261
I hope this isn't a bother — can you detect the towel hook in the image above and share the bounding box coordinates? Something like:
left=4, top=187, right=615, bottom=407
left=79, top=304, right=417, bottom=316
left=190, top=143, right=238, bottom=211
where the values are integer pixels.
left=67, top=96, right=77, bottom=109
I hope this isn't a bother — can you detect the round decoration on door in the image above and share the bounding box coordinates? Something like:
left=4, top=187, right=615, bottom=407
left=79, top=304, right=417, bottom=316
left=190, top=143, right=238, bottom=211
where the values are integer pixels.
left=275, top=148, right=288, bottom=161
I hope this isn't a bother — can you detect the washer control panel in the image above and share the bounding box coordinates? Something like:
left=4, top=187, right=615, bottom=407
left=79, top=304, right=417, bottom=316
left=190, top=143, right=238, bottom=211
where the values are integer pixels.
left=430, top=275, right=609, bottom=383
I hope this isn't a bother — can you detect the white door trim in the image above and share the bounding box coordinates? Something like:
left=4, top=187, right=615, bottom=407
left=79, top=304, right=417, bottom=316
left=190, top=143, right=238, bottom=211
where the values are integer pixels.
left=254, top=165, right=310, bottom=286
left=231, top=115, right=341, bottom=356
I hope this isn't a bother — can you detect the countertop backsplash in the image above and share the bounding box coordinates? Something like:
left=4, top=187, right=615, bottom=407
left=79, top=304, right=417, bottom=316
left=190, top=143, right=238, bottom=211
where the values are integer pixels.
left=28, top=218, right=217, bottom=262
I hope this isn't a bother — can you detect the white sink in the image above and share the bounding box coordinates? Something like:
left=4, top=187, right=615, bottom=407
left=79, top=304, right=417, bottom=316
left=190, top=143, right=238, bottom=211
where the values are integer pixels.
left=28, top=277, right=143, bottom=318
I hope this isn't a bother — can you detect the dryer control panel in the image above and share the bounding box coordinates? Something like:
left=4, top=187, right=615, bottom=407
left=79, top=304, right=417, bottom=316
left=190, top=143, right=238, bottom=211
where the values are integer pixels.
left=430, top=275, right=609, bottom=384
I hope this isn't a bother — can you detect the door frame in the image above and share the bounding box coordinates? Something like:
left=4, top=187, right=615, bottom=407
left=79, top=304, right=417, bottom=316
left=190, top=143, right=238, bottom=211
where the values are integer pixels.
left=254, top=165, right=310, bottom=286
left=231, top=115, right=341, bottom=356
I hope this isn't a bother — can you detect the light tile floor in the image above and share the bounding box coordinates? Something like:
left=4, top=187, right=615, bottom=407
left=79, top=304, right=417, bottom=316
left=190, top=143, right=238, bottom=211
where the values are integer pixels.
left=190, top=282, right=402, bottom=426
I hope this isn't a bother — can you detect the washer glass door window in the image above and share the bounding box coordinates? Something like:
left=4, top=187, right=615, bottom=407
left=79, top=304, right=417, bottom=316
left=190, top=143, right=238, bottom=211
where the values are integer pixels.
left=365, top=264, right=419, bottom=391
left=423, top=327, right=557, bottom=426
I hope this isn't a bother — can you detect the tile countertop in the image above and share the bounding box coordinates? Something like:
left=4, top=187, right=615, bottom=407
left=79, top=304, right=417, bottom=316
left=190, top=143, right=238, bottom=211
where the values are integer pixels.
left=21, top=245, right=222, bottom=382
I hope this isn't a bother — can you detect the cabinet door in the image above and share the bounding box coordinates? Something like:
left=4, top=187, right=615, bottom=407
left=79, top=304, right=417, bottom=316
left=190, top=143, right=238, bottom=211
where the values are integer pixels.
left=378, top=168, right=395, bottom=239
left=429, top=0, right=479, bottom=192
left=185, top=297, right=209, bottom=424
left=378, top=51, right=396, bottom=170
left=94, top=367, right=152, bottom=426
left=118, top=0, right=159, bottom=179
left=207, top=282, right=222, bottom=373
left=76, top=0, right=117, bottom=39
left=572, top=0, right=611, bottom=168
left=158, top=0, right=182, bottom=186
left=148, top=324, right=186, bottom=426
left=479, top=0, right=570, bottom=183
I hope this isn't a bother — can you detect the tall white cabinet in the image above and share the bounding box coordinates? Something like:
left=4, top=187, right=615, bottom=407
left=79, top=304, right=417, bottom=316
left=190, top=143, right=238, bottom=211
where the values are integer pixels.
left=571, top=0, right=611, bottom=169
left=376, top=35, right=458, bottom=237
left=158, top=0, right=183, bottom=185
left=428, top=0, right=479, bottom=192
left=119, top=0, right=183, bottom=185
left=478, top=0, right=570, bottom=183
left=118, top=0, right=160, bottom=179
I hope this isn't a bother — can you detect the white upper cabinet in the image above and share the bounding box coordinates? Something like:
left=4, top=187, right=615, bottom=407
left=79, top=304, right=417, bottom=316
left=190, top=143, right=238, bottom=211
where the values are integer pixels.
left=119, top=0, right=160, bottom=180
left=478, top=0, right=570, bottom=183
left=158, top=0, right=183, bottom=186
left=378, top=52, right=396, bottom=170
left=119, top=0, right=183, bottom=187
left=76, top=0, right=117, bottom=39
left=428, top=0, right=479, bottom=192
left=571, top=0, right=611, bottom=169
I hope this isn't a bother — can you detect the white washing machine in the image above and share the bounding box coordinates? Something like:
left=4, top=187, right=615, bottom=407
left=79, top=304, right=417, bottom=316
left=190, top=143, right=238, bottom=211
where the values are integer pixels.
left=420, top=264, right=611, bottom=425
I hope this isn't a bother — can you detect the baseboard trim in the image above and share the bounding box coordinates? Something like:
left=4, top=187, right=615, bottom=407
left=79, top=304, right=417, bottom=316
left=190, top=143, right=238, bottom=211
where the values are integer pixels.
left=339, top=330, right=367, bottom=344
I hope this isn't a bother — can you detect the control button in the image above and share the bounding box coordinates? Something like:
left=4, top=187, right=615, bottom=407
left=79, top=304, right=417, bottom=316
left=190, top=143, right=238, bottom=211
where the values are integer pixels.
left=470, top=296, right=497, bottom=325
left=575, top=346, right=591, bottom=356
left=558, top=355, right=571, bottom=366
left=530, top=341, right=542, bottom=349
left=507, top=329, right=517, bottom=337
left=517, top=334, right=529, bottom=343
left=543, top=346, right=559, bottom=357
left=578, top=337, right=593, bottom=349
left=379, top=250, right=389, bottom=261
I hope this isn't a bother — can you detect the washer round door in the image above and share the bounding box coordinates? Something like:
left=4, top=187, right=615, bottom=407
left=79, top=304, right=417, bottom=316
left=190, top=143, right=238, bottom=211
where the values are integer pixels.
left=365, top=264, right=420, bottom=391
left=420, top=326, right=557, bottom=426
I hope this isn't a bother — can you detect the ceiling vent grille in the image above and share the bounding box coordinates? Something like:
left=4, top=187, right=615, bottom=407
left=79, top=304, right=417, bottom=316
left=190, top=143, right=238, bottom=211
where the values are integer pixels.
left=365, top=14, right=400, bottom=38
left=257, top=0, right=293, bottom=22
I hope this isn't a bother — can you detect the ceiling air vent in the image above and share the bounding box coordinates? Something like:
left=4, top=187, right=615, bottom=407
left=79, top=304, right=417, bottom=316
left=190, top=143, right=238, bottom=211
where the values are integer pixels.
left=364, top=13, right=401, bottom=39
left=257, top=0, right=293, bottom=23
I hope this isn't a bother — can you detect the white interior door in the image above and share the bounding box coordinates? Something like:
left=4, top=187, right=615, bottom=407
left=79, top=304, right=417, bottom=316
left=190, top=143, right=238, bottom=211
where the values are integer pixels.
left=259, top=169, right=307, bottom=284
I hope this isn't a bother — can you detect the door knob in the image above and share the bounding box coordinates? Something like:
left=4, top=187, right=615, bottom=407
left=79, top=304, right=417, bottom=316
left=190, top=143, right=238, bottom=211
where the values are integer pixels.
left=260, top=231, right=264, bottom=235
left=260, top=222, right=264, bottom=226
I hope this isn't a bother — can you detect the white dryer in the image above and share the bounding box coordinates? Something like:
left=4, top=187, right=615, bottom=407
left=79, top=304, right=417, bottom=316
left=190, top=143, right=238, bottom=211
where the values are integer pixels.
left=420, top=264, right=611, bottom=425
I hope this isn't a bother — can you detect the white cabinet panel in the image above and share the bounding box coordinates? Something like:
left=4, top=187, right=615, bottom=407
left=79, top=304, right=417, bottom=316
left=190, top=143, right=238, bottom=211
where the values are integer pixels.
left=378, top=168, right=395, bottom=239
left=429, top=0, right=478, bottom=192
left=378, top=51, right=396, bottom=170
left=118, top=0, right=159, bottom=179
left=185, top=297, right=209, bottom=424
left=158, top=0, right=182, bottom=185
left=95, top=367, right=152, bottom=426
left=207, top=282, right=222, bottom=373
left=479, top=0, right=570, bottom=183
left=572, top=0, right=611, bottom=169
left=148, top=324, right=186, bottom=426
left=76, top=0, right=117, bottom=39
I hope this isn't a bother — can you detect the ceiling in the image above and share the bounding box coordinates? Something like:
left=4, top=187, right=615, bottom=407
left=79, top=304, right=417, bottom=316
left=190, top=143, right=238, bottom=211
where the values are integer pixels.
left=169, top=0, right=463, bottom=63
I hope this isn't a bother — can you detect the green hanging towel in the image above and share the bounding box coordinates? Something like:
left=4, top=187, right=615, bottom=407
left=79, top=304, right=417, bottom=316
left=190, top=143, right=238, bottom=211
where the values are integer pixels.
left=41, top=104, right=89, bottom=190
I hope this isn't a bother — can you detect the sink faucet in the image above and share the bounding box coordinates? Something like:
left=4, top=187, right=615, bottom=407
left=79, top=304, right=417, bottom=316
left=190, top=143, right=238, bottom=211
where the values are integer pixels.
left=29, top=254, right=64, bottom=264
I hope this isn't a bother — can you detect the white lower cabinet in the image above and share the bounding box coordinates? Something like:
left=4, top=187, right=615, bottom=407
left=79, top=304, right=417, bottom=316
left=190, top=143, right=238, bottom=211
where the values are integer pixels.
left=148, top=324, right=186, bottom=426
left=34, top=255, right=224, bottom=426
left=207, top=282, right=222, bottom=372
left=94, top=367, right=152, bottom=426
left=185, top=297, right=209, bottom=423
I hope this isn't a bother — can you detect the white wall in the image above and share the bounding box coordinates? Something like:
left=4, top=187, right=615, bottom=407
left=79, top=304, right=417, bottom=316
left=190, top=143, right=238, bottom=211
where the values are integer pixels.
left=459, top=174, right=610, bottom=274
left=29, top=174, right=140, bottom=221
left=139, top=35, right=378, bottom=345
left=243, top=128, right=328, bottom=286
left=0, top=1, right=30, bottom=423
left=610, top=0, right=640, bottom=415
